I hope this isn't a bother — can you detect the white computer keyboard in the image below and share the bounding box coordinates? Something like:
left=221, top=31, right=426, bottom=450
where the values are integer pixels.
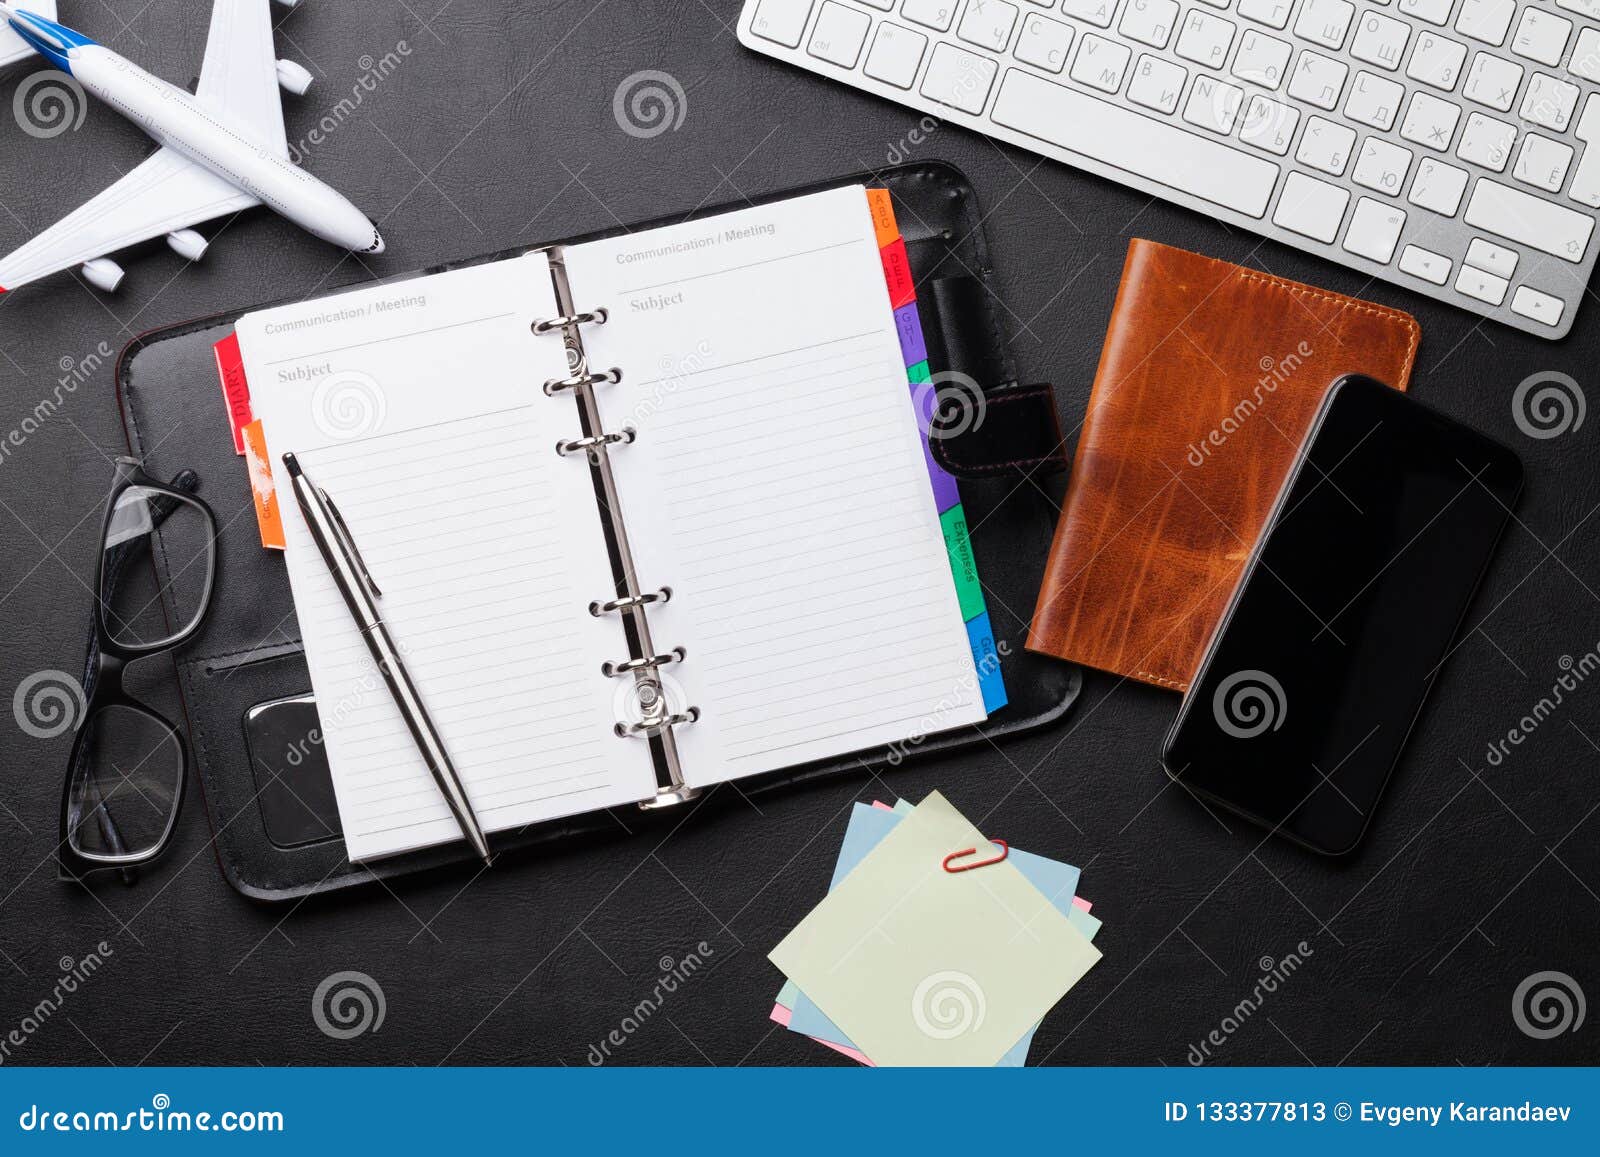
left=738, top=0, right=1600, bottom=338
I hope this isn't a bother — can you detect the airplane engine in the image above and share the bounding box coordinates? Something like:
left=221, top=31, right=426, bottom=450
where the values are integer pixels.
left=80, top=258, right=125, bottom=293
left=166, top=229, right=209, bottom=262
left=275, top=59, right=312, bottom=95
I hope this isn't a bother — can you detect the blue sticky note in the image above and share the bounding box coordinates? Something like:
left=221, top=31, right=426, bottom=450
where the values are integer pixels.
left=780, top=802, right=1092, bottom=1065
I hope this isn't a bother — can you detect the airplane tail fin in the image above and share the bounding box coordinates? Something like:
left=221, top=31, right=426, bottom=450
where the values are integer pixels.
left=0, top=1, right=60, bottom=69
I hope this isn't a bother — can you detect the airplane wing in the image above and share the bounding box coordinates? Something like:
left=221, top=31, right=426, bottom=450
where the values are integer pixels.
left=0, top=1, right=58, bottom=68
left=0, top=147, right=257, bottom=290
left=195, top=0, right=288, bottom=155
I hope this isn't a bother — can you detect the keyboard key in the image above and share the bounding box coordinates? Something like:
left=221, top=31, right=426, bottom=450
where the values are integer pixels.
left=1556, top=0, right=1600, bottom=18
left=1060, top=0, right=1115, bottom=26
left=1455, top=0, right=1515, bottom=46
left=1294, top=0, right=1355, bottom=50
left=1070, top=33, right=1132, bottom=91
left=1408, top=156, right=1470, bottom=213
left=1511, top=285, right=1565, bottom=326
left=1128, top=53, right=1188, bottom=112
left=1176, top=9, right=1236, bottom=68
left=1014, top=13, right=1073, bottom=72
left=1351, top=11, right=1410, bottom=70
left=1238, top=0, right=1293, bottom=28
left=1464, top=177, right=1595, bottom=261
left=1398, top=0, right=1452, bottom=25
left=959, top=0, right=1019, bottom=52
left=1465, top=237, right=1518, bottom=277
left=865, top=21, right=929, bottom=86
left=1570, top=28, right=1600, bottom=83
left=990, top=69, right=1282, bottom=216
left=1183, top=75, right=1246, bottom=133
left=902, top=0, right=959, bottom=32
left=1456, top=264, right=1509, bottom=304
left=1569, top=97, right=1600, bottom=207
left=1273, top=172, right=1351, bottom=241
left=1343, top=197, right=1407, bottom=261
left=1511, top=9, right=1570, bottom=66
left=1520, top=74, right=1578, bottom=133
left=808, top=2, right=871, bottom=66
left=1232, top=29, right=1292, bottom=87
left=1120, top=0, right=1180, bottom=49
left=1406, top=30, right=1467, bottom=89
left=1354, top=135, right=1414, bottom=193
left=1402, top=91, right=1461, bottom=149
left=1240, top=94, right=1299, bottom=152
left=750, top=0, right=814, bottom=46
left=1347, top=70, right=1404, bottom=129
left=1513, top=134, right=1574, bottom=192
left=1295, top=115, right=1356, bottom=173
left=1288, top=50, right=1348, bottom=109
left=1399, top=243, right=1452, bottom=282
left=1463, top=52, right=1522, bottom=111
left=1569, top=144, right=1600, bottom=206
left=1457, top=111, right=1516, bottom=170
left=920, top=42, right=998, bottom=111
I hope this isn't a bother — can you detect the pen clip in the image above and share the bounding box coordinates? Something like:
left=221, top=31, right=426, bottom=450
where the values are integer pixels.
left=320, top=487, right=383, bottom=601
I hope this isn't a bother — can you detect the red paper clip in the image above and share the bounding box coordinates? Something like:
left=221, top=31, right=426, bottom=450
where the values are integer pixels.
left=942, top=839, right=1008, bottom=873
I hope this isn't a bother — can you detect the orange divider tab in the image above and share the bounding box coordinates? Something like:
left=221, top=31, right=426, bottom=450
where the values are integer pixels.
left=213, top=332, right=253, bottom=456
left=880, top=238, right=914, bottom=309
left=866, top=188, right=900, bottom=248
left=241, top=419, right=285, bottom=551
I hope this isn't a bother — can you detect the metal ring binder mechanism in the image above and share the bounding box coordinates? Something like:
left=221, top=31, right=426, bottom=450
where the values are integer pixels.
left=533, top=247, right=700, bottom=809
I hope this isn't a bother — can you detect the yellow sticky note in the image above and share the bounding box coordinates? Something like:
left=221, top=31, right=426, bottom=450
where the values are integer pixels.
left=769, top=791, right=1101, bottom=1066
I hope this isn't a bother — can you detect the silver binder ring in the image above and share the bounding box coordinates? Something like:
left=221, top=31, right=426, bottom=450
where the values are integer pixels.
left=614, top=707, right=700, bottom=739
left=589, top=586, right=672, bottom=616
left=556, top=426, right=636, bottom=457
left=531, top=307, right=608, bottom=334
left=602, top=646, right=686, bottom=677
left=543, top=368, right=622, bottom=396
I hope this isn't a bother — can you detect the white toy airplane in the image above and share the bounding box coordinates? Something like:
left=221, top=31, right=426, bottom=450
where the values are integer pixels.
left=0, top=0, right=383, bottom=295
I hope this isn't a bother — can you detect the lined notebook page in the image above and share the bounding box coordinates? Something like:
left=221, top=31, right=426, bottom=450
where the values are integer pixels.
left=237, top=257, right=654, bottom=860
left=570, top=186, right=986, bottom=787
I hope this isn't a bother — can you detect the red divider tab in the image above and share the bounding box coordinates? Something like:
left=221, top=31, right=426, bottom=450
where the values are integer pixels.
left=213, top=332, right=253, bottom=456
left=879, top=238, right=914, bottom=310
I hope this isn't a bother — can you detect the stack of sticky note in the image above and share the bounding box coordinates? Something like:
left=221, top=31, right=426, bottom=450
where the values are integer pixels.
left=768, top=791, right=1102, bottom=1066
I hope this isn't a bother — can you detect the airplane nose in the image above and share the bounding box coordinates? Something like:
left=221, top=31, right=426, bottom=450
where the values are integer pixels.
left=365, top=223, right=385, bottom=254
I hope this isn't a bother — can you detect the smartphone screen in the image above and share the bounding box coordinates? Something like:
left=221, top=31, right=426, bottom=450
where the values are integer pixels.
left=1161, top=375, right=1523, bottom=854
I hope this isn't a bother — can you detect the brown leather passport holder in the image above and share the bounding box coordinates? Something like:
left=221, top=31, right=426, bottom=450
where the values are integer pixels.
left=1027, top=239, right=1420, bottom=692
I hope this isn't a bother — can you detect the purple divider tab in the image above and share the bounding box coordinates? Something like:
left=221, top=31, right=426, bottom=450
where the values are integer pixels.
left=894, top=303, right=928, bottom=368
left=922, top=439, right=961, bottom=513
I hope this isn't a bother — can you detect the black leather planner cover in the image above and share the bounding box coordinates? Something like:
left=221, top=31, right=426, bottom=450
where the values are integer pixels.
left=115, top=162, right=1083, bottom=901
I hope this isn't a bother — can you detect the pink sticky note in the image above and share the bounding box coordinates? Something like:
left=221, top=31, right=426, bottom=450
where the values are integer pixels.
left=770, top=1002, right=875, bottom=1066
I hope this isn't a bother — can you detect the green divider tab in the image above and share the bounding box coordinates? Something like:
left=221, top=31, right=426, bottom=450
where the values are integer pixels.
left=940, top=504, right=984, bottom=622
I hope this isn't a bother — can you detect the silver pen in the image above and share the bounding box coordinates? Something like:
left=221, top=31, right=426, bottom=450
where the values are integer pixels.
left=281, top=452, right=493, bottom=866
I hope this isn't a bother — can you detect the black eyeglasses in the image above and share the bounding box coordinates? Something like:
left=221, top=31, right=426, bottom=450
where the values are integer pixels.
left=60, top=457, right=217, bottom=882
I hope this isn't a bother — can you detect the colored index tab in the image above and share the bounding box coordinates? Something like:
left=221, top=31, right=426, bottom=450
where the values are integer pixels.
left=880, top=238, right=914, bottom=309
left=213, top=331, right=253, bottom=456
left=866, top=187, right=900, bottom=248
left=921, top=439, right=960, bottom=513
left=894, top=302, right=928, bottom=367
left=241, top=419, right=285, bottom=551
left=939, top=503, right=984, bottom=622
left=966, top=612, right=1009, bottom=712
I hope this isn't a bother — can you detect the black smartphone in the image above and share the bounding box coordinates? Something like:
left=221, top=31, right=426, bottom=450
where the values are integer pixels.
left=1161, top=375, right=1523, bottom=854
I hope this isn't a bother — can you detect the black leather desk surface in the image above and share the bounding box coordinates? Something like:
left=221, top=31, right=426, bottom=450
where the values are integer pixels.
left=0, top=1, right=1594, bottom=1066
